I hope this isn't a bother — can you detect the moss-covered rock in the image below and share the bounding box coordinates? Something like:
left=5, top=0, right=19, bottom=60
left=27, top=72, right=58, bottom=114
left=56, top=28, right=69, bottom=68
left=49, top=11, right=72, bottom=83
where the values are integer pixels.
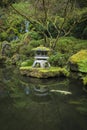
left=69, top=50, right=87, bottom=73
left=20, top=66, right=69, bottom=78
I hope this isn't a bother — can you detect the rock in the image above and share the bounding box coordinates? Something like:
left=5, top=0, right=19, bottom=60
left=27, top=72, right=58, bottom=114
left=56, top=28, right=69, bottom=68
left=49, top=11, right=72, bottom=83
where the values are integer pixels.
left=69, top=50, right=87, bottom=73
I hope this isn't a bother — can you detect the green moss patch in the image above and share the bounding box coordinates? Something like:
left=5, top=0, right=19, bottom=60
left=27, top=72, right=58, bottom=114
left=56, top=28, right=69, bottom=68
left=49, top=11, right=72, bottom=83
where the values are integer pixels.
left=69, top=50, right=87, bottom=73
left=20, top=67, right=69, bottom=78
left=32, top=45, right=50, bottom=51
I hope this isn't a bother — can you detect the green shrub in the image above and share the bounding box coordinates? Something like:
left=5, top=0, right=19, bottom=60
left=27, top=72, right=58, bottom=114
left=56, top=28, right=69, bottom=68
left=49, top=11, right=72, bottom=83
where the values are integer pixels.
left=55, top=37, right=87, bottom=55
left=56, top=37, right=75, bottom=52
left=49, top=52, right=67, bottom=67
left=21, top=59, right=34, bottom=67
left=0, top=32, right=8, bottom=41
left=19, top=44, right=33, bottom=56
left=29, top=39, right=44, bottom=47
left=27, top=31, right=42, bottom=40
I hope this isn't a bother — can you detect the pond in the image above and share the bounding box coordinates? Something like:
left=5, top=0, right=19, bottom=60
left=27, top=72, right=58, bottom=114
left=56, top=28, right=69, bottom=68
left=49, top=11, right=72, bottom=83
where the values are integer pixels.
left=0, top=66, right=87, bottom=130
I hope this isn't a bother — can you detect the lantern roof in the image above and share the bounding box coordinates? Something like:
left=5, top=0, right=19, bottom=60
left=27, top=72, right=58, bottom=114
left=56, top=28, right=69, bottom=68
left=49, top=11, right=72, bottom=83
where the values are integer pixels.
left=32, top=45, right=50, bottom=52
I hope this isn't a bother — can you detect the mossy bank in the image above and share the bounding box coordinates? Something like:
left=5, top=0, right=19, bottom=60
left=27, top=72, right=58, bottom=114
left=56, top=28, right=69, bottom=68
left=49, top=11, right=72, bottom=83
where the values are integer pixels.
left=20, top=66, right=69, bottom=78
left=69, top=50, right=87, bottom=86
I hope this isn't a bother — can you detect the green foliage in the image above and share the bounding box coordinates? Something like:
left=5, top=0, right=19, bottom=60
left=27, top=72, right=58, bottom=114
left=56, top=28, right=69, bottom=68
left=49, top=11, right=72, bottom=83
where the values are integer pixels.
left=27, top=31, right=42, bottom=40
left=73, top=39, right=87, bottom=52
left=49, top=37, right=87, bottom=67
left=7, top=12, right=24, bottom=26
left=69, top=50, right=87, bottom=63
left=69, top=50, right=87, bottom=73
left=56, top=37, right=87, bottom=53
left=82, top=76, right=87, bottom=85
left=19, top=44, right=33, bottom=56
left=0, top=32, right=8, bottom=41
left=29, top=39, right=45, bottom=47
left=11, top=42, right=22, bottom=54
left=0, top=0, right=87, bottom=69
left=50, top=37, right=76, bottom=66
left=7, top=27, right=19, bottom=41
left=48, top=21, right=58, bottom=38
left=71, top=8, right=87, bottom=39
left=13, top=2, right=33, bottom=16
left=73, top=21, right=87, bottom=39
left=56, top=37, right=75, bottom=52
left=78, top=60, right=87, bottom=73
left=0, top=10, right=25, bottom=42
left=49, top=52, right=67, bottom=67
left=21, top=59, right=34, bottom=67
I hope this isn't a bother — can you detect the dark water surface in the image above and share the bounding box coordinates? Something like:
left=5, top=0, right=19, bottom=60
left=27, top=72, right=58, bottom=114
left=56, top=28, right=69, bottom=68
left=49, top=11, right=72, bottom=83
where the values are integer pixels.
left=0, top=66, right=87, bottom=130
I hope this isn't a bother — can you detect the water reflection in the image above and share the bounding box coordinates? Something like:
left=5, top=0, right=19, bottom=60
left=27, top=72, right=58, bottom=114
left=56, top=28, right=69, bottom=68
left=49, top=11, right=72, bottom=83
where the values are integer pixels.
left=33, top=85, right=49, bottom=96
left=24, top=86, right=30, bottom=95
left=0, top=66, right=87, bottom=130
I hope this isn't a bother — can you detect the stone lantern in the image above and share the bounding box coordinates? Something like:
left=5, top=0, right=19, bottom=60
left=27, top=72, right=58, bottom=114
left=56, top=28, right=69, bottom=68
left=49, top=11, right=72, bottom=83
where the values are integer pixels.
left=32, top=46, right=50, bottom=68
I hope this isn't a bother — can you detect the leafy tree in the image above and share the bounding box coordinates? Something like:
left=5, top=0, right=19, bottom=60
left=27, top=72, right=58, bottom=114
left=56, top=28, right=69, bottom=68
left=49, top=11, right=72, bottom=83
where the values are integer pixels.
left=0, top=0, right=87, bottom=47
left=9, top=0, right=77, bottom=48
